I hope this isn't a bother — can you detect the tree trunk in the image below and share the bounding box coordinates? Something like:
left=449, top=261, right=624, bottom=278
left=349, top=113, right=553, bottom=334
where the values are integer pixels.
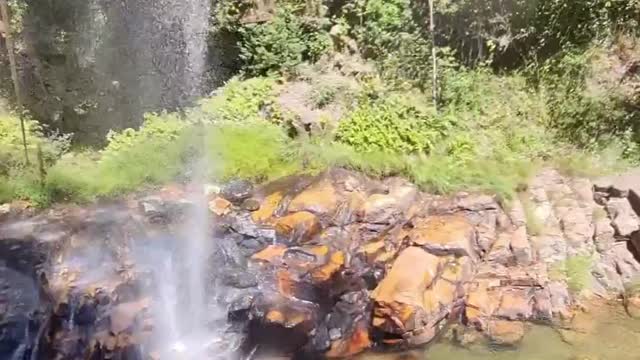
left=0, top=0, right=29, bottom=163
left=429, top=0, right=437, bottom=109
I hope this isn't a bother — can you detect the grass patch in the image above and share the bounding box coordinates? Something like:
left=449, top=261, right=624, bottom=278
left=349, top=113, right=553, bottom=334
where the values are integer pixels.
left=519, top=193, right=544, bottom=236
left=549, top=255, right=593, bottom=293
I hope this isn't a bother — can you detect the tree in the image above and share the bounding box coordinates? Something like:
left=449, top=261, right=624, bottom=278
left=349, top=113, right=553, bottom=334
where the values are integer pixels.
left=0, top=0, right=29, bottom=163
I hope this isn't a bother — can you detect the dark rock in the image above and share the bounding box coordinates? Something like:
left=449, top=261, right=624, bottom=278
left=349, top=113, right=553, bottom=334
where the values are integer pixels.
left=138, top=196, right=167, bottom=223
left=222, top=180, right=254, bottom=203
left=221, top=268, right=259, bottom=289
left=242, top=198, right=261, bottom=211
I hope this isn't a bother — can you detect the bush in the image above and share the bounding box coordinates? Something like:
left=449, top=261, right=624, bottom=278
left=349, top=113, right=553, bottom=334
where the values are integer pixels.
left=336, top=95, right=449, bottom=154
left=0, top=113, right=71, bottom=175
left=237, top=7, right=331, bottom=76
left=198, top=77, right=279, bottom=123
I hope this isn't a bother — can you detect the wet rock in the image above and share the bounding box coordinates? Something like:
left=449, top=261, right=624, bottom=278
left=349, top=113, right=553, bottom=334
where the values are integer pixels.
left=138, top=196, right=167, bottom=222
left=221, top=179, right=254, bottom=203
left=487, top=320, right=525, bottom=346
left=275, top=212, right=322, bottom=244
left=209, top=197, right=232, bottom=216
left=251, top=192, right=284, bottom=223
left=109, top=298, right=150, bottom=334
left=288, top=178, right=339, bottom=217
left=241, top=198, right=261, bottom=211
left=606, top=198, right=639, bottom=237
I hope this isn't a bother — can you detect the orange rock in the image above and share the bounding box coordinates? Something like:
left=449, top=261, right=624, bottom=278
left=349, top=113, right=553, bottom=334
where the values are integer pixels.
left=266, top=310, right=285, bottom=323
left=423, top=279, right=457, bottom=314
left=275, top=211, right=321, bottom=243
left=252, top=244, right=287, bottom=262
left=251, top=191, right=283, bottom=223
left=288, top=179, right=339, bottom=215
left=306, top=245, right=330, bottom=257
left=465, top=281, right=501, bottom=329
left=409, top=215, right=477, bottom=258
left=209, top=197, right=231, bottom=216
left=372, top=247, right=440, bottom=306
left=310, top=251, right=345, bottom=283
left=496, top=289, right=533, bottom=320
left=326, top=322, right=372, bottom=358
left=487, top=320, right=526, bottom=345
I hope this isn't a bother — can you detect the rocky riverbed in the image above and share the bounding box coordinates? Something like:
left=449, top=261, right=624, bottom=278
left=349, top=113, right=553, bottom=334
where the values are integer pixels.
left=2, top=167, right=640, bottom=359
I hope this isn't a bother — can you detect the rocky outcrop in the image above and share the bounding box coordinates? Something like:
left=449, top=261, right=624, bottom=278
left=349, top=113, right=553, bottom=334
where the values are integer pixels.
left=3, top=167, right=640, bottom=359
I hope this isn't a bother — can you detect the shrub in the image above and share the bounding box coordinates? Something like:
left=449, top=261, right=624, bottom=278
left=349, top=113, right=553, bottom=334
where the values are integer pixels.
left=237, top=7, right=331, bottom=76
left=0, top=113, right=71, bottom=175
left=198, top=77, right=279, bottom=123
left=336, top=95, right=449, bottom=154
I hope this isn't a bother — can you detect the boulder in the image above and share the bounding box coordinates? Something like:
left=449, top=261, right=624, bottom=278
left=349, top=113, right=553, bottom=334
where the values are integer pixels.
left=408, top=215, right=477, bottom=259
left=606, top=198, right=639, bottom=237
left=221, top=179, right=253, bottom=203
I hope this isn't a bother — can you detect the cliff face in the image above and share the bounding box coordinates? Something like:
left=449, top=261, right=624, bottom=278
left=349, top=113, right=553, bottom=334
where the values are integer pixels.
left=1, top=0, right=237, bottom=144
left=1, top=167, right=640, bottom=359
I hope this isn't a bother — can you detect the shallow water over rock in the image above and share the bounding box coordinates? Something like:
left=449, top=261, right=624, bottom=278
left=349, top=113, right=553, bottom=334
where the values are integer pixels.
left=361, top=301, right=640, bottom=360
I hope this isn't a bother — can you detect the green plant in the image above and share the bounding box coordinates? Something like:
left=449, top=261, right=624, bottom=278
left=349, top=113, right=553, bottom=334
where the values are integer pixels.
left=336, top=95, right=448, bottom=154
left=205, top=121, right=302, bottom=181
left=519, top=193, right=544, bottom=236
left=550, top=255, right=593, bottom=293
left=237, top=7, right=331, bottom=76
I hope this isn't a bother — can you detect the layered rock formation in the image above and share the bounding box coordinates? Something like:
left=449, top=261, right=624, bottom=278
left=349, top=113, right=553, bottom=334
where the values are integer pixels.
left=1, top=167, right=640, bottom=359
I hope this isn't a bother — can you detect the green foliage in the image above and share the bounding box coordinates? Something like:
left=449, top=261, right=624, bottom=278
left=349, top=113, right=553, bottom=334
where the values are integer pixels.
left=199, top=77, right=277, bottom=121
left=550, top=255, right=594, bottom=293
left=237, top=7, right=331, bottom=76
left=336, top=95, right=449, bottom=154
left=538, top=46, right=640, bottom=163
left=205, top=122, right=302, bottom=181
left=520, top=193, right=544, bottom=236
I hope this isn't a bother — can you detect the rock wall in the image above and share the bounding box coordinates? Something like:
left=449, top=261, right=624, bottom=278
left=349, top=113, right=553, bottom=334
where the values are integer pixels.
left=1, top=167, right=640, bottom=359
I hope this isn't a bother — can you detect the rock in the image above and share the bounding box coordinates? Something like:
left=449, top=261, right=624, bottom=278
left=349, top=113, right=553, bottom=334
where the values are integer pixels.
left=487, top=320, right=525, bottom=346
left=359, top=180, right=417, bottom=224
left=241, top=198, right=261, bottom=211
left=606, top=198, right=639, bottom=237
left=625, top=295, right=640, bottom=318
left=138, top=197, right=166, bottom=222
left=371, top=247, right=443, bottom=344
left=251, top=192, right=284, bottom=223
left=511, top=226, right=532, bottom=266
left=109, top=298, right=150, bottom=334
left=0, top=203, right=10, bottom=220
left=408, top=215, right=477, bottom=259
left=594, top=216, right=616, bottom=253
left=274, top=212, right=322, bottom=243
left=209, top=197, right=232, bottom=216
left=495, top=288, right=533, bottom=320
left=486, top=232, right=514, bottom=265
left=288, top=179, right=339, bottom=217
left=221, top=180, right=253, bottom=203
